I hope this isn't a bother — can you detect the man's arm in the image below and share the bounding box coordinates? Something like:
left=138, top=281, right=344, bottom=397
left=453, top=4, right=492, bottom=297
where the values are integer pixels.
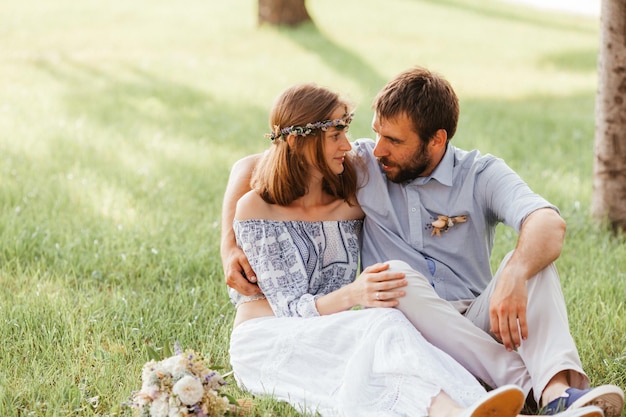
left=220, top=154, right=263, bottom=296
left=489, top=208, right=566, bottom=351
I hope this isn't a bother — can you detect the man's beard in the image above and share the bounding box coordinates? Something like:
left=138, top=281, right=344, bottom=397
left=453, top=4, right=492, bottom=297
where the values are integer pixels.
left=378, top=141, right=431, bottom=183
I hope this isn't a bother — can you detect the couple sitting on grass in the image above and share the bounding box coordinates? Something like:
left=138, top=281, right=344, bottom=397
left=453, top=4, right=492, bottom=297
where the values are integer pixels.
left=219, top=67, right=625, bottom=417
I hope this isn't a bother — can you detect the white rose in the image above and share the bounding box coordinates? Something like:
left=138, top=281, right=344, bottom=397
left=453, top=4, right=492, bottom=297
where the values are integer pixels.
left=172, top=375, right=203, bottom=405
left=161, top=355, right=188, bottom=374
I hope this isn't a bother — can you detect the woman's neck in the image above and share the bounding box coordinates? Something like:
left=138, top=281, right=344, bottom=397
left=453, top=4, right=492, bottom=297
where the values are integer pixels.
left=265, top=168, right=360, bottom=222
left=290, top=183, right=334, bottom=210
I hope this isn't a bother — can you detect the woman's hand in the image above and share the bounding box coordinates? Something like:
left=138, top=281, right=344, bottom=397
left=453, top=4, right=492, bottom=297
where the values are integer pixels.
left=314, top=262, right=407, bottom=315
left=351, top=263, right=408, bottom=307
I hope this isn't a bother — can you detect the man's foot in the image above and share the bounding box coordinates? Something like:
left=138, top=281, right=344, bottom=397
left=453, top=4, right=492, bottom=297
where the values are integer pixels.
left=550, top=405, right=604, bottom=417
left=459, top=385, right=524, bottom=417
left=541, top=386, right=624, bottom=417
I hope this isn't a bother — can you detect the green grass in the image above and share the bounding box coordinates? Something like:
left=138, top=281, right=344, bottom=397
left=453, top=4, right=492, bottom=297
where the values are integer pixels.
left=0, top=0, right=624, bottom=415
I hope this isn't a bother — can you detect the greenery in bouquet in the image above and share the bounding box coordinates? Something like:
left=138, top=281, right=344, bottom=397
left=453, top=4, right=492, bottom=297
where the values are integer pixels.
left=128, top=344, right=239, bottom=417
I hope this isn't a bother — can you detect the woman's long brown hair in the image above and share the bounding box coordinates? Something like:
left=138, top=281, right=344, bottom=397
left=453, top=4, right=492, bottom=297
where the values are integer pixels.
left=252, top=83, right=360, bottom=206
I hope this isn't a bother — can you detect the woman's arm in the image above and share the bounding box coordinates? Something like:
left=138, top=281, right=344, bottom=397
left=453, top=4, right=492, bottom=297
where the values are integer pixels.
left=238, top=220, right=408, bottom=318
left=315, top=263, right=408, bottom=314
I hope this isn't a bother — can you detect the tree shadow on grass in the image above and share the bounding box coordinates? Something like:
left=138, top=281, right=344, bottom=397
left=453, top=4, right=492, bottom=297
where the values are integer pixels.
left=275, top=22, right=388, bottom=93
left=31, top=55, right=266, bottom=212
left=18, top=56, right=268, bottom=282
left=38, top=56, right=262, bottom=172
left=31, top=56, right=266, bottom=153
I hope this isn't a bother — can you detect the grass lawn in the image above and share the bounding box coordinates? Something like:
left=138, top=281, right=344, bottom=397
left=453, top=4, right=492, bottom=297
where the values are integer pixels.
left=0, top=0, right=624, bottom=416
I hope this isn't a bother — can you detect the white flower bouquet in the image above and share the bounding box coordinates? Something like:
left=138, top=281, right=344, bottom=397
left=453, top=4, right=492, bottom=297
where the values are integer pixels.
left=128, top=347, right=238, bottom=417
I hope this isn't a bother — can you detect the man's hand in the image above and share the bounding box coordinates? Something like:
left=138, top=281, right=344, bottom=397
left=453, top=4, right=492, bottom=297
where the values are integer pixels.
left=223, top=246, right=262, bottom=296
left=488, top=208, right=565, bottom=351
left=489, top=269, right=528, bottom=351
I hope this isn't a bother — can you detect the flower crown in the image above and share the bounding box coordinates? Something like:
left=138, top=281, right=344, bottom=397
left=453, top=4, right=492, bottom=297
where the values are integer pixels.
left=266, top=112, right=354, bottom=141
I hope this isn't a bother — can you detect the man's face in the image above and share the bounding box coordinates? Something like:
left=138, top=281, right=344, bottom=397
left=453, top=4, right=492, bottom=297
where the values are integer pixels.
left=372, top=112, right=434, bottom=183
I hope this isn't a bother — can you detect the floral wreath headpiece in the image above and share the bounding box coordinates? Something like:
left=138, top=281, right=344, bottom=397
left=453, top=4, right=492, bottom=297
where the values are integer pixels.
left=265, top=112, right=354, bottom=141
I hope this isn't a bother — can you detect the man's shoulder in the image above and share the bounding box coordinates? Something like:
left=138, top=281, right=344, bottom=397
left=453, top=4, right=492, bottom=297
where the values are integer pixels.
left=451, top=145, right=505, bottom=173
left=452, top=145, right=484, bottom=162
left=352, top=138, right=376, bottom=155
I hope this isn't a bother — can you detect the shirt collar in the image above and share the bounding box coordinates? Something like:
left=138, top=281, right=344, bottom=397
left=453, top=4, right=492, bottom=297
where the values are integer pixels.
left=408, top=143, right=454, bottom=187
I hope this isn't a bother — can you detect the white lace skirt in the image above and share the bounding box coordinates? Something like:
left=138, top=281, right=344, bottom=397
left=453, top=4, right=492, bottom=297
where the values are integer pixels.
left=229, top=308, right=486, bottom=417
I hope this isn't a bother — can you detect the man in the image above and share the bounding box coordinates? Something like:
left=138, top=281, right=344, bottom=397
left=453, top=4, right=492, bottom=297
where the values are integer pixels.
left=220, top=67, right=624, bottom=417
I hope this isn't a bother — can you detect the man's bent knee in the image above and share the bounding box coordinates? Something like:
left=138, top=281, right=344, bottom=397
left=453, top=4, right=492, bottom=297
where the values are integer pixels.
left=384, top=260, right=430, bottom=286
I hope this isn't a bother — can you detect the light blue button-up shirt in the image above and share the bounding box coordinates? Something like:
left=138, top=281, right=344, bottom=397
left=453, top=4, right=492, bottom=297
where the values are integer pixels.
left=353, top=139, right=557, bottom=301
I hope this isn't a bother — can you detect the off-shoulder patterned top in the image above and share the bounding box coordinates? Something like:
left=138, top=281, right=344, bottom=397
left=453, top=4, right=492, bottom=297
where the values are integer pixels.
left=229, top=219, right=362, bottom=318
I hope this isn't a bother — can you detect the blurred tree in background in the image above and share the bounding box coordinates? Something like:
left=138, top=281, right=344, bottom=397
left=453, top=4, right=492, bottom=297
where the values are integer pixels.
left=593, top=0, right=626, bottom=233
left=258, top=0, right=311, bottom=26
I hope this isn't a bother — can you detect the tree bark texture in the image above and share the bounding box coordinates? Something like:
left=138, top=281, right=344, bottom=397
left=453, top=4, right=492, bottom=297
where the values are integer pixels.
left=592, top=0, right=626, bottom=232
left=258, top=0, right=311, bottom=26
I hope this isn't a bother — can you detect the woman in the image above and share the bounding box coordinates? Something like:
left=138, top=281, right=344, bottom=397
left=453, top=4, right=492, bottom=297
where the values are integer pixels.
left=226, top=84, right=601, bottom=417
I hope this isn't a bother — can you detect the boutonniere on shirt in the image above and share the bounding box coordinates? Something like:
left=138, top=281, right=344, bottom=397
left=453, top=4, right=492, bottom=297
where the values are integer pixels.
left=430, top=215, right=468, bottom=237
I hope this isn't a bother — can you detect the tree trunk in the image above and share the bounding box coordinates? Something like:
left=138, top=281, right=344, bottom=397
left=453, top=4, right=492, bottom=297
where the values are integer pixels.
left=258, top=0, right=311, bottom=26
left=592, top=0, right=626, bottom=232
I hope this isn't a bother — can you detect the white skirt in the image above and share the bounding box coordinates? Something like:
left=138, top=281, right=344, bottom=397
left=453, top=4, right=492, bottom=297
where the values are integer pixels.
left=229, top=308, right=486, bottom=417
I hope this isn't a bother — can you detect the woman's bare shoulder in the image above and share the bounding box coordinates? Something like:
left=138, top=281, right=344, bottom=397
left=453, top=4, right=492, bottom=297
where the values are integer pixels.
left=235, top=192, right=364, bottom=222
left=331, top=200, right=364, bottom=221
left=234, top=190, right=271, bottom=221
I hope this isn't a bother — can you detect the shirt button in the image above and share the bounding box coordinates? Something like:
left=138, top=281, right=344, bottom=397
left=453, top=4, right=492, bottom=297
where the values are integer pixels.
left=411, top=208, right=416, bottom=212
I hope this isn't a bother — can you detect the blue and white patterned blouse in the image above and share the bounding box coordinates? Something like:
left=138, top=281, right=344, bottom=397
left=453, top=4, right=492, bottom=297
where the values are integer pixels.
left=229, top=219, right=362, bottom=318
